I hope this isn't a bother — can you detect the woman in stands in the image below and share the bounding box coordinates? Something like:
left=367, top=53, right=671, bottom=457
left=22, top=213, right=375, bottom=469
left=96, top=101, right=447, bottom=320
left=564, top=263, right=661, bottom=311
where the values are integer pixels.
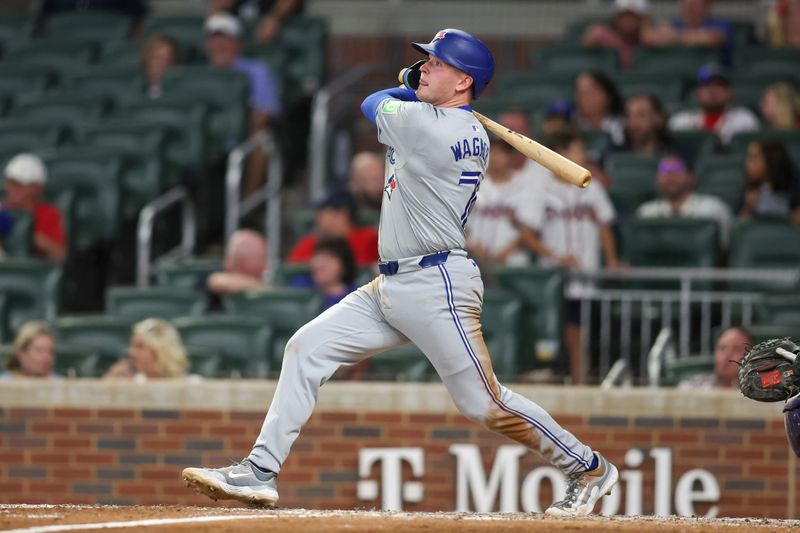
left=740, top=140, right=800, bottom=225
left=104, top=318, right=189, bottom=380
left=141, top=34, right=180, bottom=99
left=1, top=321, right=60, bottom=379
left=760, top=82, right=800, bottom=130
left=572, top=71, right=625, bottom=146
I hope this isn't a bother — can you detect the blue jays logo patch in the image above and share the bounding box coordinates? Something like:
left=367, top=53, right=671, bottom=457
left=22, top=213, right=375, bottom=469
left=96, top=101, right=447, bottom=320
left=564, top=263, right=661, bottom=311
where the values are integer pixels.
left=384, top=174, right=397, bottom=199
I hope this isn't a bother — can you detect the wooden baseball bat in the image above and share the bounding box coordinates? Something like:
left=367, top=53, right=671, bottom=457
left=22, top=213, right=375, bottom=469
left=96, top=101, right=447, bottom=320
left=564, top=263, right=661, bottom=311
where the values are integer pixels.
left=471, top=111, right=591, bottom=189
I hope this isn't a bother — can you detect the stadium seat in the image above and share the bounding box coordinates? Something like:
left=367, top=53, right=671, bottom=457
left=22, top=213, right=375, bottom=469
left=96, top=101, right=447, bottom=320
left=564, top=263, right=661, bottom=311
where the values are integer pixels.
left=495, top=71, right=574, bottom=110
left=632, top=47, right=719, bottom=78
left=492, top=266, right=565, bottom=372
left=173, top=315, right=273, bottom=378
left=559, top=16, right=611, bottom=44
left=97, top=40, right=142, bottom=67
left=694, top=154, right=746, bottom=213
left=223, top=289, right=323, bottom=371
left=184, top=344, right=223, bottom=378
left=749, top=324, right=796, bottom=344
left=161, top=66, right=249, bottom=153
left=61, top=66, right=145, bottom=103
left=55, top=315, right=135, bottom=372
left=53, top=343, right=101, bottom=378
left=730, top=220, right=800, bottom=270
left=737, top=47, right=800, bottom=78
left=605, top=153, right=659, bottom=218
left=583, top=130, right=611, bottom=162
left=0, top=259, right=61, bottom=336
left=8, top=91, right=110, bottom=128
left=613, top=73, right=685, bottom=108
left=669, top=130, right=718, bottom=167
left=155, top=259, right=221, bottom=289
left=116, top=98, right=208, bottom=170
left=4, top=39, right=97, bottom=78
left=0, top=121, right=65, bottom=157
left=620, top=219, right=719, bottom=268
left=39, top=149, right=122, bottom=251
left=45, top=11, right=133, bottom=41
left=5, top=210, right=33, bottom=258
left=663, top=355, right=714, bottom=386
left=367, top=343, right=435, bottom=382
left=142, top=16, right=206, bottom=62
left=0, top=64, right=54, bottom=97
left=481, top=289, right=523, bottom=381
left=729, top=130, right=800, bottom=171
left=0, top=14, right=34, bottom=48
left=756, top=294, right=800, bottom=328
left=106, top=286, right=207, bottom=320
left=532, top=45, right=618, bottom=76
left=276, top=16, right=328, bottom=103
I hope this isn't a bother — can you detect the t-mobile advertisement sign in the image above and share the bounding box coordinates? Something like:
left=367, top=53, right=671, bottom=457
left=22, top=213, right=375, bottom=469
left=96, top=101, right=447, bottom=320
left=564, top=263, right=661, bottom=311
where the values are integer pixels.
left=357, top=445, right=720, bottom=516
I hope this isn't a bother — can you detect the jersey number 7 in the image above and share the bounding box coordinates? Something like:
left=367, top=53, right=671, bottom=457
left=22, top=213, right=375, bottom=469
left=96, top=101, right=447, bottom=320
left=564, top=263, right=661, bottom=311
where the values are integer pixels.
left=459, top=171, right=481, bottom=228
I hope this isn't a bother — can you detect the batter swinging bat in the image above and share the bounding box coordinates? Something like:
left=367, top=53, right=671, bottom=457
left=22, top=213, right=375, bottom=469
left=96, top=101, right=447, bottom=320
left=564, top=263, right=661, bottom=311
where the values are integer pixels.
left=398, top=65, right=591, bottom=188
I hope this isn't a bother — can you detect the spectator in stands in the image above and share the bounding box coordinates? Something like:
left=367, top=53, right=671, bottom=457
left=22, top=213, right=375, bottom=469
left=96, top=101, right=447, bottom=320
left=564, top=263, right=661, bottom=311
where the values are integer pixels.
left=348, top=151, right=385, bottom=212
left=573, top=71, right=625, bottom=146
left=3, top=154, right=66, bottom=263
left=582, top=0, right=651, bottom=70
left=669, top=64, right=759, bottom=146
left=210, top=0, right=303, bottom=43
left=620, top=93, right=673, bottom=156
left=104, top=318, right=189, bottom=380
left=678, top=327, right=751, bottom=388
left=637, top=153, right=733, bottom=245
left=760, top=82, right=800, bottom=130
left=520, top=129, right=622, bottom=385
left=740, top=141, right=800, bottom=225
left=1, top=321, right=59, bottom=379
left=466, top=137, right=537, bottom=267
left=541, top=100, right=576, bottom=136
left=205, top=13, right=281, bottom=194
left=205, top=229, right=269, bottom=305
left=766, top=0, right=800, bottom=48
left=294, top=236, right=357, bottom=309
left=642, top=0, right=733, bottom=65
left=288, top=190, right=378, bottom=267
left=141, top=34, right=180, bottom=99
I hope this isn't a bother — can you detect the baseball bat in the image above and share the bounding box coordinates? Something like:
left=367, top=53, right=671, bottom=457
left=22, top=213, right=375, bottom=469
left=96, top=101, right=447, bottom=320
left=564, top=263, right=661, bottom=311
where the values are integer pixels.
left=471, top=111, right=591, bottom=189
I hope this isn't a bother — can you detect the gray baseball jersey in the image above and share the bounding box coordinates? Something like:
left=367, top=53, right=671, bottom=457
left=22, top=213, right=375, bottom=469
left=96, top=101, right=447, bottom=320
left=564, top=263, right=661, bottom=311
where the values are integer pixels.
left=375, top=99, right=488, bottom=260
left=247, top=94, right=596, bottom=480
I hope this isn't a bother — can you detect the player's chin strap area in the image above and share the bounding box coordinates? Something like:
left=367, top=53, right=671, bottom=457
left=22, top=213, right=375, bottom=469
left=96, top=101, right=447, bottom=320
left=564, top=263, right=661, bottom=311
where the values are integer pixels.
left=379, top=249, right=466, bottom=276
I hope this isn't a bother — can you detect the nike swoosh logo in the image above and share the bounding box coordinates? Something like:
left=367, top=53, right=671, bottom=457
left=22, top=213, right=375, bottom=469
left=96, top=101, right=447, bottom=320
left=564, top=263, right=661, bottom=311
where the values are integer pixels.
left=228, top=472, right=253, bottom=479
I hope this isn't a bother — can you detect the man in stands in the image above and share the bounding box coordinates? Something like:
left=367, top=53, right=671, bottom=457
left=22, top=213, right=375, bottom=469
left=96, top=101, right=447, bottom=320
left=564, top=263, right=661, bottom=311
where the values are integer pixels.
left=678, top=327, right=752, bottom=388
left=3, top=154, right=66, bottom=263
left=348, top=152, right=385, bottom=213
left=205, top=229, right=269, bottom=307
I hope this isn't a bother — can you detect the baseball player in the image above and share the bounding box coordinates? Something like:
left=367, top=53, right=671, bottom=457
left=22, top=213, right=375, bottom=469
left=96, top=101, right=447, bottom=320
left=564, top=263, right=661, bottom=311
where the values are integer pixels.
left=182, top=28, right=618, bottom=516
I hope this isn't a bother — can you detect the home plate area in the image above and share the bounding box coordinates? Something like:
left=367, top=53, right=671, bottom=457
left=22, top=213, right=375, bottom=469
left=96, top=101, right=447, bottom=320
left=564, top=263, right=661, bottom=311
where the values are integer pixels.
left=1, top=506, right=799, bottom=532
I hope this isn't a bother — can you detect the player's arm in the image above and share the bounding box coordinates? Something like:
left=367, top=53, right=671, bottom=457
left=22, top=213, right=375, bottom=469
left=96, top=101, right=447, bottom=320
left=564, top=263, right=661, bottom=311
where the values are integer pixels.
left=360, top=87, right=418, bottom=124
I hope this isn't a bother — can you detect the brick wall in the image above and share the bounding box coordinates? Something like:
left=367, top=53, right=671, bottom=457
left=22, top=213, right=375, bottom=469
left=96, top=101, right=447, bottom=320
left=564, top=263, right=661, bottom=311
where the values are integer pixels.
left=0, top=381, right=795, bottom=517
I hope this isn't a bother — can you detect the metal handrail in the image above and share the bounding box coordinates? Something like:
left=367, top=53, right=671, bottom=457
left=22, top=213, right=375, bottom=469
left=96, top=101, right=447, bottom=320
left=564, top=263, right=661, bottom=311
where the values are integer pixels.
left=647, top=328, right=676, bottom=388
left=569, top=267, right=800, bottom=283
left=136, top=186, right=196, bottom=287
left=308, top=63, right=383, bottom=202
left=224, top=130, right=283, bottom=282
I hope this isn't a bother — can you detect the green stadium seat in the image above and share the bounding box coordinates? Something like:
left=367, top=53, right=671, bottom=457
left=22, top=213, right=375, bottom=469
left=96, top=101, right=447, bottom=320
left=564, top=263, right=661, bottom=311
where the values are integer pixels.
left=156, top=259, right=221, bottom=289
left=730, top=220, right=800, bottom=270
left=61, top=65, right=145, bottom=101
left=632, top=47, right=719, bottom=78
left=620, top=219, right=719, bottom=267
left=4, top=39, right=97, bottom=78
left=0, top=121, right=65, bottom=156
left=560, top=17, right=611, bottom=44
left=367, top=343, right=434, bottom=382
left=39, top=149, right=122, bottom=250
left=532, top=45, right=618, bottom=76
left=116, top=98, right=208, bottom=169
left=0, top=64, right=54, bottom=96
left=142, top=16, right=205, bottom=62
left=53, top=343, right=101, bottom=378
left=729, top=130, right=800, bottom=171
left=605, top=153, right=659, bottom=218
left=8, top=92, right=110, bottom=132
left=749, top=324, right=796, bottom=344
left=613, top=72, right=685, bottom=107
left=495, top=72, right=574, bottom=109
left=161, top=66, right=249, bottom=153
left=46, top=11, right=133, bottom=41
left=55, top=315, right=135, bottom=372
left=756, top=294, right=800, bottom=327
left=729, top=20, right=756, bottom=50
left=670, top=130, right=718, bottom=166
left=5, top=210, right=33, bottom=258
left=291, top=208, right=316, bottom=242
left=106, top=286, right=207, bottom=320
left=663, top=355, right=714, bottom=386
left=694, top=153, right=746, bottom=213
left=184, top=344, right=222, bottom=378
left=492, top=266, right=565, bottom=372
left=0, top=259, right=61, bottom=335
left=173, top=315, right=273, bottom=378
left=223, top=289, right=323, bottom=371
left=583, top=130, right=611, bottom=162
left=481, top=289, right=523, bottom=381
left=277, top=16, right=327, bottom=102
left=0, top=15, right=34, bottom=48
left=97, top=40, right=142, bottom=67
left=274, top=262, right=312, bottom=286
left=74, top=121, right=169, bottom=218
left=737, top=47, right=800, bottom=78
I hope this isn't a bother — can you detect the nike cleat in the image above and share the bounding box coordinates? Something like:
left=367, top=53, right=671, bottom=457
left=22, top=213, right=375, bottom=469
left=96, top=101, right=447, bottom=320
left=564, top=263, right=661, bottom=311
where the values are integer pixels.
left=545, top=453, right=619, bottom=516
left=182, top=459, right=279, bottom=508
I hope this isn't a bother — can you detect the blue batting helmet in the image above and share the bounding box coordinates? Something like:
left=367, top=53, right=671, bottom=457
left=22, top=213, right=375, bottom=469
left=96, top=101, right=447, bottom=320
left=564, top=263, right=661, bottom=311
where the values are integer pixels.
left=785, top=394, right=800, bottom=457
left=411, top=29, right=495, bottom=98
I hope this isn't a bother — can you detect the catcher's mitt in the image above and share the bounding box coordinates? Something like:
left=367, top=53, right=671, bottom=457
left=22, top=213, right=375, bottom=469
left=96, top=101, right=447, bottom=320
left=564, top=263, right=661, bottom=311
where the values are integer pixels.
left=738, top=337, right=800, bottom=402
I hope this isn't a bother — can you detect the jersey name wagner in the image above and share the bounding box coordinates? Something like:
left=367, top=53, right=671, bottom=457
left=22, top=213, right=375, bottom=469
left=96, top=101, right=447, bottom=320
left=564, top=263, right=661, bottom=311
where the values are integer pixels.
left=376, top=99, right=489, bottom=260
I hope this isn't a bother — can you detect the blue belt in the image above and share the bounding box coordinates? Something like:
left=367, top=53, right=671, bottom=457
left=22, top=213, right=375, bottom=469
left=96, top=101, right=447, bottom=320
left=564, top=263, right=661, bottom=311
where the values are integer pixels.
left=379, top=251, right=451, bottom=276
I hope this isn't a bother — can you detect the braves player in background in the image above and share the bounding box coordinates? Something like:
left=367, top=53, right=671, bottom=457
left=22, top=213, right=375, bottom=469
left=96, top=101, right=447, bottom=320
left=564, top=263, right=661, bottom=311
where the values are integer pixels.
left=182, top=28, right=618, bottom=516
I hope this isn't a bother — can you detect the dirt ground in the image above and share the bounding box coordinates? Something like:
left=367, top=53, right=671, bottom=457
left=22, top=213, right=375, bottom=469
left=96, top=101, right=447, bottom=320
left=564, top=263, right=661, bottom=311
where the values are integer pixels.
left=1, top=505, right=799, bottom=532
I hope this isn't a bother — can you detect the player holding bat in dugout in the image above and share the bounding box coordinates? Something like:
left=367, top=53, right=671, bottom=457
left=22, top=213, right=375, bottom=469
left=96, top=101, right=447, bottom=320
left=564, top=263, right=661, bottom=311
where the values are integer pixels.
left=182, top=28, right=618, bottom=516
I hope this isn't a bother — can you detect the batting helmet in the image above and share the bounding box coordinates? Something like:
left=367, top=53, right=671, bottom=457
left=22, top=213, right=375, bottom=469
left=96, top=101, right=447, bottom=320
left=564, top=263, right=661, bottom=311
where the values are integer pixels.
left=411, top=29, right=495, bottom=98
left=785, top=394, right=800, bottom=457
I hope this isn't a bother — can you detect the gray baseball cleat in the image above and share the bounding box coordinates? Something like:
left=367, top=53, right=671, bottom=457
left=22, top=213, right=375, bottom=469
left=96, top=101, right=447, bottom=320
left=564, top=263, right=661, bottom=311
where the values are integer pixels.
left=545, top=453, right=618, bottom=516
left=182, top=459, right=279, bottom=508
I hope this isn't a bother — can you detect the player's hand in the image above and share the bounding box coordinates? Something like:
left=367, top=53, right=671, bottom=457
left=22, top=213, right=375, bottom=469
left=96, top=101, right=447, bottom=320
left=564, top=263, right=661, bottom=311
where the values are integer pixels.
left=398, top=60, right=425, bottom=90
